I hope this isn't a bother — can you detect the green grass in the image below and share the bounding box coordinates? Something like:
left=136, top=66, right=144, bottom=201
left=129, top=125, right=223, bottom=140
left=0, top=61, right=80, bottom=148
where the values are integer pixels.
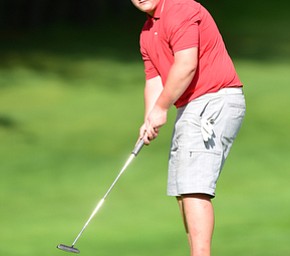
left=1, top=18, right=290, bottom=256
left=212, top=61, right=290, bottom=255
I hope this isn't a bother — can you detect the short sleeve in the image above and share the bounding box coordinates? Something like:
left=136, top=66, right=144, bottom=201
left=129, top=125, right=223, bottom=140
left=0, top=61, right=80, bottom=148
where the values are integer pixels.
left=165, top=3, right=201, bottom=53
left=140, top=36, right=159, bottom=80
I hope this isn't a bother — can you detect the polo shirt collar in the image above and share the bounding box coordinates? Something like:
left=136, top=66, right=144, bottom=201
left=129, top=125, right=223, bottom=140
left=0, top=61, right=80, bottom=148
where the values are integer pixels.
left=151, top=0, right=166, bottom=19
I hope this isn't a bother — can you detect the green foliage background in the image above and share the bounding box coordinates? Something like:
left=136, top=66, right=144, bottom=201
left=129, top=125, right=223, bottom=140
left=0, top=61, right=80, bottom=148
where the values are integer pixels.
left=0, top=1, right=289, bottom=255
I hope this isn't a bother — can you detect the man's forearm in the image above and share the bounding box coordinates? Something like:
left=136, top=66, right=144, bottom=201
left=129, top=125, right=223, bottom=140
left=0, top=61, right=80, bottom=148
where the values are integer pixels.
left=144, top=76, right=163, bottom=119
left=155, top=47, right=198, bottom=110
left=155, top=66, right=195, bottom=110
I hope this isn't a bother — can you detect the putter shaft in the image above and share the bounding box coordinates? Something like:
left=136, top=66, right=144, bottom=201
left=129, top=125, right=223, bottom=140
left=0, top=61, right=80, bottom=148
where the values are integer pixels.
left=59, top=139, right=145, bottom=251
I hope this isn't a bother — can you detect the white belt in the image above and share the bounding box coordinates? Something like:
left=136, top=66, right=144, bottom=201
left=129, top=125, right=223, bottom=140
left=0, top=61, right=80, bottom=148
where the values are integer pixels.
left=217, top=87, right=243, bottom=95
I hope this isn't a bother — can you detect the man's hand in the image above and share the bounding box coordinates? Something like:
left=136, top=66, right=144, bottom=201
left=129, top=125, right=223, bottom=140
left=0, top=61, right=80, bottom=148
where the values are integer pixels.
left=139, top=105, right=168, bottom=144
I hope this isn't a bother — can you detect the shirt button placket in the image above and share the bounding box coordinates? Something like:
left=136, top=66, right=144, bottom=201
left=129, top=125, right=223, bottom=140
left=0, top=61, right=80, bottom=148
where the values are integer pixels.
left=152, top=19, right=159, bottom=62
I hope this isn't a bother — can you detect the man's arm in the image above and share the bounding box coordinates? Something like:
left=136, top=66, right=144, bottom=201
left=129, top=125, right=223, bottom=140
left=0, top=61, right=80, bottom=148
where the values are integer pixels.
left=139, top=75, right=163, bottom=140
left=144, top=76, right=164, bottom=119
left=144, top=47, right=198, bottom=143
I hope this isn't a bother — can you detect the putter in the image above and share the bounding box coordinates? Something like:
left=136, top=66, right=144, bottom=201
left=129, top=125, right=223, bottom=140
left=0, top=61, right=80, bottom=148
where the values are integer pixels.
left=57, top=139, right=145, bottom=253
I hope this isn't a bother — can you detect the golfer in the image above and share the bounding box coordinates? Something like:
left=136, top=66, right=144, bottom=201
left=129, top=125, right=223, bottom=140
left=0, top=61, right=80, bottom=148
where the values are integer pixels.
left=131, top=0, right=246, bottom=255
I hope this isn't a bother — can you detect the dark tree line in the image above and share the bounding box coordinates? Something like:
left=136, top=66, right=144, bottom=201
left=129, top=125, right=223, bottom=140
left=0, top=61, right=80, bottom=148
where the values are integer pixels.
left=0, top=0, right=227, bottom=30
left=0, top=0, right=133, bottom=29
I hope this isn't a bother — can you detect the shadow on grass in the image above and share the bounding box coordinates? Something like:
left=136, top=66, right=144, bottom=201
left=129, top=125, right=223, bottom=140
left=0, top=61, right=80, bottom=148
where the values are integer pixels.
left=0, top=113, right=36, bottom=143
left=0, top=114, right=18, bottom=128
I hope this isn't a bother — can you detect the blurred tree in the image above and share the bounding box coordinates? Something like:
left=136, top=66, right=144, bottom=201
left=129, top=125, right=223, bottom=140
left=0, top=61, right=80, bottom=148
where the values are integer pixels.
left=0, top=0, right=133, bottom=29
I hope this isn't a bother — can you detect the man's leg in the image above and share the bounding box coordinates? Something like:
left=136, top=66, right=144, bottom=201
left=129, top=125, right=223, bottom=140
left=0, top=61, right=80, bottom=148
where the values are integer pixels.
left=177, top=196, right=192, bottom=250
left=177, top=194, right=214, bottom=256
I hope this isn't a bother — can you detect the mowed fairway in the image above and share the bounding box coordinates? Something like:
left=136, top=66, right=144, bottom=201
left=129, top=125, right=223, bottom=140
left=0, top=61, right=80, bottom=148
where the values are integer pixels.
left=1, top=23, right=290, bottom=256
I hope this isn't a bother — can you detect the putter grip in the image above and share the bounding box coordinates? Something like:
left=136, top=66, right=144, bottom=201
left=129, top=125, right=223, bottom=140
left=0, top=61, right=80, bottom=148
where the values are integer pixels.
left=132, top=139, right=145, bottom=156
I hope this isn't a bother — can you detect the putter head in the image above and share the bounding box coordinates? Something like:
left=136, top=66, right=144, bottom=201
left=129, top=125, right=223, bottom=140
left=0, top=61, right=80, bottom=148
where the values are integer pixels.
left=57, top=244, right=80, bottom=254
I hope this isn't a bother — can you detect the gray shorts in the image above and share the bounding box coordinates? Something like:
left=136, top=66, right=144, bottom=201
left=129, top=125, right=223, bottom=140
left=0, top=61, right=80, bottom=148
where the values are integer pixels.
left=167, top=88, right=246, bottom=197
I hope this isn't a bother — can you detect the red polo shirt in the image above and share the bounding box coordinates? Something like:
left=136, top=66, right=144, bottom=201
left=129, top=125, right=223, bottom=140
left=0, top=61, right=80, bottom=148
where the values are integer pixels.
left=140, top=0, right=242, bottom=108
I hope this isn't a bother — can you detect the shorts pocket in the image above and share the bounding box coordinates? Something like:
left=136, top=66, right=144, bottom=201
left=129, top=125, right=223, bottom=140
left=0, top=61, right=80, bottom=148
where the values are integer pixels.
left=177, top=149, right=223, bottom=194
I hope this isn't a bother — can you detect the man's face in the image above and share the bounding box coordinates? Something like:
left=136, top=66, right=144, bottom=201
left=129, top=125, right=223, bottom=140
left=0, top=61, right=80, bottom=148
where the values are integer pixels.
left=131, top=0, right=161, bottom=16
